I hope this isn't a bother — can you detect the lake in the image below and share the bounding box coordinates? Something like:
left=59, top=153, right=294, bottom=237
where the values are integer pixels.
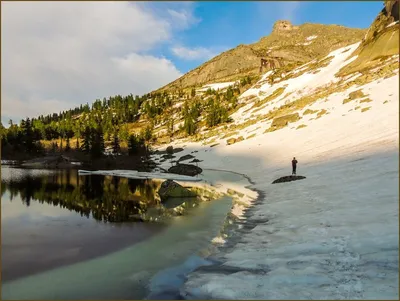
left=1, top=166, right=245, bottom=299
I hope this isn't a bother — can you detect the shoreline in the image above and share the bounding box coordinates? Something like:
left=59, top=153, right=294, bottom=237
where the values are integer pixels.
left=1, top=169, right=255, bottom=300
left=143, top=168, right=261, bottom=299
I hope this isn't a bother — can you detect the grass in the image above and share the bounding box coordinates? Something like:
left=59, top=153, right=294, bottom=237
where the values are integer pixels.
left=316, top=109, right=328, bottom=119
left=303, top=109, right=319, bottom=115
left=252, top=87, right=286, bottom=113
left=246, top=133, right=256, bottom=139
left=361, top=107, right=371, bottom=113
left=360, top=98, right=373, bottom=103
left=296, top=124, right=307, bottom=129
left=265, top=112, right=301, bottom=133
left=226, top=136, right=244, bottom=145
left=343, top=89, right=367, bottom=104
left=383, top=100, right=389, bottom=104
left=222, top=131, right=239, bottom=139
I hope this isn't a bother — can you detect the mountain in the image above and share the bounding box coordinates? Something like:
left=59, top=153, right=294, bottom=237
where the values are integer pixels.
left=158, top=20, right=366, bottom=92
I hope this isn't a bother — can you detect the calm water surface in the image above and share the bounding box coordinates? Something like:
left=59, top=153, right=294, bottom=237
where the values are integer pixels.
left=1, top=167, right=245, bottom=300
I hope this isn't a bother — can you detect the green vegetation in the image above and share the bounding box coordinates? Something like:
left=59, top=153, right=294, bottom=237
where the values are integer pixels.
left=316, top=109, right=328, bottom=119
left=303, top=109, right=319, bottom=115
left=265, top=113, right=301, bottom=132
left=343, top=90, right=367, bottom=104
left=360, top=98, right=373, bottom=103
left=252, top=87, right=286, bottom=111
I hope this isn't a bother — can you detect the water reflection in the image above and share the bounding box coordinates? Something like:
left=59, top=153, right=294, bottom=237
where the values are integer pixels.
left=1, top=169, right=167, bottom=223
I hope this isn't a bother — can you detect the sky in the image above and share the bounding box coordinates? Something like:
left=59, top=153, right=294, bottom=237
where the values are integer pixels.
left=1, top=1, right=383, bottom=126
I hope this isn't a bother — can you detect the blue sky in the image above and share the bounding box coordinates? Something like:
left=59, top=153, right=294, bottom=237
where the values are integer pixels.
left=2, top=1, right=384, bottom=125
left=158, top=1, right=383, bottom=72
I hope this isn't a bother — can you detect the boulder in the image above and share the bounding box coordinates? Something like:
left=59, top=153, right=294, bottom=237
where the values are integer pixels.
left=178, top=154, right=195, bottom=162
left=166, top=146, right=174, bottom=154
left=272, top=175, right=306, bottom=184
left=158, top=180, right=197, bottom=201
left=168, top=163, right=203, bottom=176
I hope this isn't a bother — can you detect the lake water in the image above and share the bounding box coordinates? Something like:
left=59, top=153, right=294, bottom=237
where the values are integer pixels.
left=1, top=166, right=246, bottom=300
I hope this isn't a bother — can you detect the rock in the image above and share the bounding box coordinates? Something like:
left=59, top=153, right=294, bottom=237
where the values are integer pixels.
left=190, top=159, right=203, bottom=163
left=172, top=147, right=184, bottom=154
left=162, top=154, right=175, bottom=160
left=177, top=154, right=195, bottom=162
left=166, top=146, right=174, bottom=154
left=158, top=180, right=197, bottom=201
left=272, top=175, right=306, bottom=184
left=226, top=138, right=236, bottom=145
left=273, top=20, right=296, bottom=32
left=168, top=164, right=203, bottom=176
left=226, top=136, right=244, bottom=145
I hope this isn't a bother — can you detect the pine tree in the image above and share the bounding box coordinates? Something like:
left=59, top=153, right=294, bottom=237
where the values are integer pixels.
left=112, top=129, right=121, bottom=155
left=128, top=134, right=138, bottom=155
left=65, top=137, right=71, bottom=152
left=90, top=126, right=105, bottom=158
left=81, top=126, right=92, bottom=154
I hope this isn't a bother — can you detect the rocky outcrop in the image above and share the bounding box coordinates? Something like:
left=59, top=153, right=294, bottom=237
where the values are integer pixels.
left=156, top=22, right=365, bottom=91
left=272, top=175, right=306, bottom=184
left=337, top=0, right=399, bottom=77
left=272, top=20, right=298, bottom=33
left=168, top=164, right=203, bottom=176
left=158, top=180, right=197, bottom=200
left=384, top=0, right=399, bottom=22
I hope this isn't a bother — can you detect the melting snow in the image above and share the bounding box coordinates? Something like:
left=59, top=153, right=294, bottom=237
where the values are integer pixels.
left=151, top=42, right=399, bottom=299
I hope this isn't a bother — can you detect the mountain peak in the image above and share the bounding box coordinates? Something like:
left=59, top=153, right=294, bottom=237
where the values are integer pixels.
left=272, top=20, right=297, bottom=32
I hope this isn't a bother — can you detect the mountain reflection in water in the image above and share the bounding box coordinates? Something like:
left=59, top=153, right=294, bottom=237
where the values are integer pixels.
left=1, top=168, right=193, bottom=223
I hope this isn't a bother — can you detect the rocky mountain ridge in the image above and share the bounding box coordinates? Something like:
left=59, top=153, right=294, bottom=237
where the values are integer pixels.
left=157, top=20, right=367, bottom=92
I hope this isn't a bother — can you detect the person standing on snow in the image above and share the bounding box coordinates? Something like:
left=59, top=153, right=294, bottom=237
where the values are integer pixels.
left=292, top=157, right=298, bottom=175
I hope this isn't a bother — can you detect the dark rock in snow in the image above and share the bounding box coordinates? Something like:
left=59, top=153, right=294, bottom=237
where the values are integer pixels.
left=158, top=179, right=197, bottom=201
left=172, top=147, right=184, bottom=154
left=190, top=159, right=203, bottom=163
left=177, top=154, right=195, bottom=162
left=272, top=175, right=306, bottom=184
left=168, top=164, right=203, bottom=176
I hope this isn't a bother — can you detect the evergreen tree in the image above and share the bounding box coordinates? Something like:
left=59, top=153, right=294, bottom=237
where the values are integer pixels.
left=91, top=126, right=105, bottom=158
left=81, top=126, right=92, bottom=154
left=128, top=134, right=138, bottom=155
left=184, top=115, right=197, bottom=135
left=112, top=129, right=121, bottom=154
left=65, top=137, right=71, bottom=152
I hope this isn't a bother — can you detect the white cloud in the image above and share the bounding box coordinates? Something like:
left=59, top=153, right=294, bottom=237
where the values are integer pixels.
left=171, top=46, right=218, bottom=61
left=167, top=8, right=201, bottom=30
left=1, top=1, right=192, bottom=124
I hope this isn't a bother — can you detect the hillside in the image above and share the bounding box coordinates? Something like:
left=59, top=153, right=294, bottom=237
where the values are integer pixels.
left=146, top=2, right=399, bottom=299
left=157, top=20, right=366, bottom=91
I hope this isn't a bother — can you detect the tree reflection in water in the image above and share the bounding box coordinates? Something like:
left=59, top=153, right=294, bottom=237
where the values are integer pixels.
left=1, top=169, right=165, bottom=223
